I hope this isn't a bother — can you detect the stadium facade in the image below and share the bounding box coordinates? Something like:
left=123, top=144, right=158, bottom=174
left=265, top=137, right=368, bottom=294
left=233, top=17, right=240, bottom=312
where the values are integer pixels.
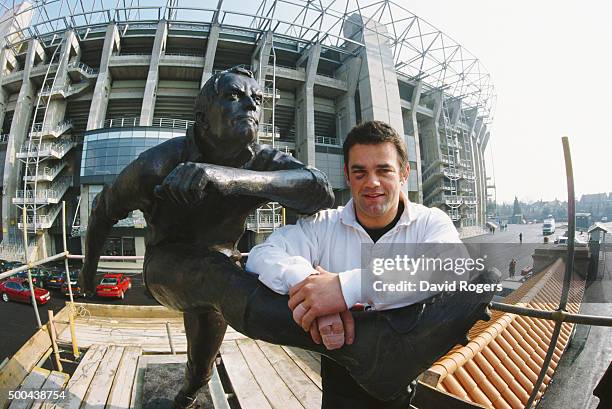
left=0, top=0, right=494, bottom=269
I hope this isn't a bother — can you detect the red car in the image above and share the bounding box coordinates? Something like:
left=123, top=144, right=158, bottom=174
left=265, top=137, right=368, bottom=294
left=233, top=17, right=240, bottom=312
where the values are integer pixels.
left=0, top=278, right=51, bottom=305
left=96, top=273, right=132, bottom=299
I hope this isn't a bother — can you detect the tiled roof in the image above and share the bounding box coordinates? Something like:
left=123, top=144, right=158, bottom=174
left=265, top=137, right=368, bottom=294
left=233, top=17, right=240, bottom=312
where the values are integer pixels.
left=423, top=259, right=585, bottom=409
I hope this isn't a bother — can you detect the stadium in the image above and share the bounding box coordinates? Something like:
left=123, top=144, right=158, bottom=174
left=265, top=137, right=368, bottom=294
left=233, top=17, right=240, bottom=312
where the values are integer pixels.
left=0, top=0, right=495, bottom=268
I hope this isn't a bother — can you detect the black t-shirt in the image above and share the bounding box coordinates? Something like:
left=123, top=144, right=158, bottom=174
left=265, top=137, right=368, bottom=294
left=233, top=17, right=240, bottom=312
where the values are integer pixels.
left=358, top=201, right=404, bottom=243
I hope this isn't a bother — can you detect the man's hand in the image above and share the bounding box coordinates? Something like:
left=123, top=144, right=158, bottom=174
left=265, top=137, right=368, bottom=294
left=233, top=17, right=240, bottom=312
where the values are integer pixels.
left=310, top=311, right=355, bottom=350
left=154, top=162, right=225, bottom=205
left=288, top=267, right=348, bottom=331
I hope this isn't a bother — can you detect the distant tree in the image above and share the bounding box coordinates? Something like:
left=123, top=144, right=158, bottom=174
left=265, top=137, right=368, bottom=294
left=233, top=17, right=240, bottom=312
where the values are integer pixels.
left=513, top=196, right=522, bottom=216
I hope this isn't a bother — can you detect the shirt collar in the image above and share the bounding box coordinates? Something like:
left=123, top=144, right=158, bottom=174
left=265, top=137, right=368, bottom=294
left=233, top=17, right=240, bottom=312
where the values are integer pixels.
left=340, top=191, right=415, bottom=230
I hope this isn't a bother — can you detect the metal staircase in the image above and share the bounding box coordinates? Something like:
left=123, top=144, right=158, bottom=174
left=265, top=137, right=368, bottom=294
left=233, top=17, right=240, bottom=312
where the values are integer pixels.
left=458, top=109, right=477, bottom=226
left=440, top=99, right=462, bottom=217
left=248, top=32, right=284, bottom=234
left=16, top=35, right=74, bottom=237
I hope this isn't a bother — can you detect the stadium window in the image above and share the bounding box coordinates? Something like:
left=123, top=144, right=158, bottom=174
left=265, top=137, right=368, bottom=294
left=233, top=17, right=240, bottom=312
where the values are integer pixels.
left=103, top=237, right=136, bottom=257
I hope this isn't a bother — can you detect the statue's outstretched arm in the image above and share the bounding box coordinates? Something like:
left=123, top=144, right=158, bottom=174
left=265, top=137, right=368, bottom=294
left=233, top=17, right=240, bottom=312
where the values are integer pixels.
left=156, top=163, right=334, bottom=215
left=80, top=156, right=162, bottom=295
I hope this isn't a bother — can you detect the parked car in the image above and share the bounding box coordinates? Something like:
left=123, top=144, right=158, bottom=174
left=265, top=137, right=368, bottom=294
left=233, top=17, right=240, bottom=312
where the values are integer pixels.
left=45, top=271, right=67, bottom=290
left=0, top=278, right=51, bottom=305
left=554, top=236, right=587, bottom=247
left=61, top=271, right=83, bottom=298
left=96, top=273, right=132, bottom=299
left=15, top=270, right=48, bottom=288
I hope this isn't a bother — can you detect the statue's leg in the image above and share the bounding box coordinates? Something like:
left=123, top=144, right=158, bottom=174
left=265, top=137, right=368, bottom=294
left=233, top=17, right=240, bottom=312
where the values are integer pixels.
left=172, top=311, right=227, bottom=409
left=144, top=244, right=497, bottom=403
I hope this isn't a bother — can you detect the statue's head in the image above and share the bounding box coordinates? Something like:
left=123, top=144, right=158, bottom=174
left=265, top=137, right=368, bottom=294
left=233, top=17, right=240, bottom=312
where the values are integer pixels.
left=194, top=66, right=263, bottom=157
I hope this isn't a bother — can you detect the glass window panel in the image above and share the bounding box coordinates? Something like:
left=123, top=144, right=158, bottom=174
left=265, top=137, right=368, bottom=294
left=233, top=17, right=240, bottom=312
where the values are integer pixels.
left=104, top=155, right=117, bottom=166
left=103, top=237, right=122, bottom=256
left=122, top=237, right=136, bottom=256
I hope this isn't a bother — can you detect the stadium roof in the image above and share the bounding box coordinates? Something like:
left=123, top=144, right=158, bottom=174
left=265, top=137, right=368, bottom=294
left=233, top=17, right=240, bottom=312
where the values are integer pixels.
left=0, top=0, right=494, bottom=117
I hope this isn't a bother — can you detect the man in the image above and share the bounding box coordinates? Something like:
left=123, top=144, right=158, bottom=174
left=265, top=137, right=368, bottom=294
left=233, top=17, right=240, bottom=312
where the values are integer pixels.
left=509, top=258, right=517, bottom=277
left=80, top=67, right=335, bottom=408
left=246, top=121, right=485, bottom=408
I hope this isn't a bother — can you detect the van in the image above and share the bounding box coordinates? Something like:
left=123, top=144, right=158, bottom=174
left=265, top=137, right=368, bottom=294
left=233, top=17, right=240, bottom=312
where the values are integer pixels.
left=542, top=218, right=556, bottom=235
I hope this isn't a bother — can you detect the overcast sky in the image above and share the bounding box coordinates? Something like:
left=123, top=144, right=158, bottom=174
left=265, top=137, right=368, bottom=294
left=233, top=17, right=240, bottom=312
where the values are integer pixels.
left=404, top=0, right=612, bottom=204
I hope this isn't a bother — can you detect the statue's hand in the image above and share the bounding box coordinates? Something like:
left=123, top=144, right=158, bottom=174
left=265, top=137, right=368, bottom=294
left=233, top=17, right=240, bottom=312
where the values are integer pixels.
left=154, top=162, right=219, bottom=205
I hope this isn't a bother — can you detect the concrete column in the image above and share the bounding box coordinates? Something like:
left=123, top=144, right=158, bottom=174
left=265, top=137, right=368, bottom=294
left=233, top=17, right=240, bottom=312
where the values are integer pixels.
left=0, top=47, right=14, bottom=133
left=477, top=130, right=489, bottom=225
left=2, top=39, right=41, bottom=237
left=0, top=48, right=20, bottom=132
left=251, top=31, right=273, bottom=84
left=140, top=20, right=168, bottom=126
left=42, top=30, right=78, bottom=129
left=431, top=91, right=444, bottom=161
left=87, top=23, right=120, bottom=130
left=410, top=81, right=423, bottom=203
left=349, top=17, right=404, bottom=136
left=201, top=23, right=220, bottom=88
left=295, top=43, right=320, bottom=167
left=335, top=56, right=360, bottom=142
left=449, top=98, right=461, bottom=127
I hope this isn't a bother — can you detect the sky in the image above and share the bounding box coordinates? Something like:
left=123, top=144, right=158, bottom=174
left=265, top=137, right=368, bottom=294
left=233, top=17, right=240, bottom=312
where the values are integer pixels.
left=404, top=0, right=612, bottom=204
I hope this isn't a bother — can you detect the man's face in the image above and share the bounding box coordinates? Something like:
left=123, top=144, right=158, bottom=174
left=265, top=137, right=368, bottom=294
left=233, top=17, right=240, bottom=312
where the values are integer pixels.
left=205, top=73, right=263, bottom=150
left=344, top=142, right=409, bottom=229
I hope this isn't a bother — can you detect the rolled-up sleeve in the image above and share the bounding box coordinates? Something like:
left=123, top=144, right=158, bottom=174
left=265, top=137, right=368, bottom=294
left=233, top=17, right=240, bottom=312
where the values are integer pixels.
left=245, top=221, right=318, bottom=294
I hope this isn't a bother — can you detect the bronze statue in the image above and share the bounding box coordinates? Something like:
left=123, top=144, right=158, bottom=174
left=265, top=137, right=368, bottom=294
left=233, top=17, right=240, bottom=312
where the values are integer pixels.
left=81, top=67, right=497, bottom=408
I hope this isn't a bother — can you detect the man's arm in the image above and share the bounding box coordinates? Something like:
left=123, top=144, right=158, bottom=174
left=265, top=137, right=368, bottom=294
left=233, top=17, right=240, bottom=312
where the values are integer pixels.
left=246, top=216, right=355, bottom=347
left=80, top=152, right=170, bottom=295
left=245, top=217, right=320, bottom=294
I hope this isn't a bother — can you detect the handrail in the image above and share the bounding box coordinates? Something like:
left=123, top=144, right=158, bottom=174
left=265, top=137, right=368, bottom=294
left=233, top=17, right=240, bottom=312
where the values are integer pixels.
left=30, top=119, right=72, bottom=134
left=101, top=117, right=194, bottom=129
left=67, top=60, right=98, bottom=75
left=315, top=136, right=340, bottom=146
left=15, top=176, right=72, bottom=200
left=18, top=139, right=76, bottom=156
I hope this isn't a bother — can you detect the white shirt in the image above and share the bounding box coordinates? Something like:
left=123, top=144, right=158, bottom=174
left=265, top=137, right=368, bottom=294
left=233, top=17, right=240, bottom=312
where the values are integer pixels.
left=245, top=195, right=462, bottom=310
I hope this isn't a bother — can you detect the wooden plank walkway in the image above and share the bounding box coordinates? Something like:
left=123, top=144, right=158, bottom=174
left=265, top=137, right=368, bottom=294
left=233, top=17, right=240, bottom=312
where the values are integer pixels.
left=7, top=368, right=69, bottom=409
left=220, top=340, right=322, bottom=409
left=56, top=317, right=247, bottom=353
left=29, top=307, right=325, bottom=409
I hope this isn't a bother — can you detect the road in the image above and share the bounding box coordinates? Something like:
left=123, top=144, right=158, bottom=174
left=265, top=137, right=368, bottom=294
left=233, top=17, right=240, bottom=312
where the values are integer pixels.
left=0, top=271, right=159, bottom=362
left=464, top=222, right=552, bottom=277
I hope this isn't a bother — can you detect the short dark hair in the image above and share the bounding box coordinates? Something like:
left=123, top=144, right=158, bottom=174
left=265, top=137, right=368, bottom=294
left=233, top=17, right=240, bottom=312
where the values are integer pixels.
left=194, top=66, right=255, bottom=126
left=343, top=120, right=408, bottom=168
